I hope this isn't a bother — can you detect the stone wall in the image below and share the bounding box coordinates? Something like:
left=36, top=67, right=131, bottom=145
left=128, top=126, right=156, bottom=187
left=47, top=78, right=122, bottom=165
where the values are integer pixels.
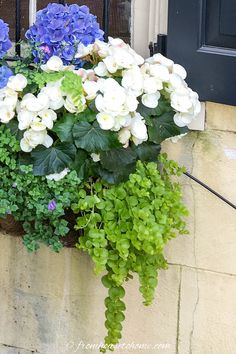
left=0, top=102, right=236, bottom=354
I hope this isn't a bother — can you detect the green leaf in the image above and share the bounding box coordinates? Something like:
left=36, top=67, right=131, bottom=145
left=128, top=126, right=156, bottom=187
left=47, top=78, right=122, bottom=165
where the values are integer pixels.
left=53, top=114, right=75, bottom=142
left=137, top=97, right=173, bottom=118
left=100, top=147, right=136, bottom=172
left=98, top=163, right=136, bottom=184
left=6, top=120, right=23, bottom=141
left=61, top=71, right=83, bottom=105
left=70, top=149, right=94, bottom=180
left=148, top=112, right=189, bottom=144
left=77, top=108, right=97, bottom=123
left=73, top=121, right=120, bottom=152
left=31, top=143, right=76, bottom=176
left=133, top=143, right=161, bottom=162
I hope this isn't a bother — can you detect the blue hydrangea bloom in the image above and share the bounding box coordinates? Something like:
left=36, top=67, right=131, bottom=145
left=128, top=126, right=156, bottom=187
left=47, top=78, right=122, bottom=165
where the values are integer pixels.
left=0, top=19, right=12, bottom=59
left=25, top=3, right=104, bottom=65
left=0, top=65, right=13, bottom=89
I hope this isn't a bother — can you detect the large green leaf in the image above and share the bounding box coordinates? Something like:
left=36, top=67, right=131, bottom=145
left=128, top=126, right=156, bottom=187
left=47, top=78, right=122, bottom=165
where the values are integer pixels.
left=53, top=114, right=75, bottom=142
left=61, top=72, right=83, bottom=105
left=98, top=164, right=136, bottom=184
left=148, top=112, right=189, bottom=144
left=73, top=121, right=120, bottom=152
left=76, top=108, right=97, bottom=123
left=100, top=147, right=137, bottom=172
left=137, top=97, right=173, bottom=119
left=6, top=120, right=23, bottom=141
left=133, top=143, right=161, bottom=162
left=31, top=143, right=76, bottom=176
left=70, top=149, right=94, bottom=180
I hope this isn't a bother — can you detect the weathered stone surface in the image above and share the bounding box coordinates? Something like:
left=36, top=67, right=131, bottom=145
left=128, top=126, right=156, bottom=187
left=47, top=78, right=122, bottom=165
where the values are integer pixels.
left=206, top=102, right=236, bottom=132
left=0, top=345, right=38, bottom=354
left=178, top=267, right=236, bottom=354
left=164, top=130, right=236, bottom=275
left=0, top=233, right=180, bottom=354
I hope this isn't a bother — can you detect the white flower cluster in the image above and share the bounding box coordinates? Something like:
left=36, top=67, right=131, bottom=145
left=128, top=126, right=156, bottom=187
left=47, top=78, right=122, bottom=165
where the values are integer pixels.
left=0, top=74, right=27, bottom=124
left=75, top=37, right=201, bottom=147
left=0, top=38, right=201, bottom=157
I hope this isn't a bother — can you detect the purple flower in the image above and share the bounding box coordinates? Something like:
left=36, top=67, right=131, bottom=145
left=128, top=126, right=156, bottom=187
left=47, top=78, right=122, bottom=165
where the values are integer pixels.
left=25, top=3, right=104, bottom=66
left=0, top=65, right=13, bottom=89
left=48, top=200, right=57, bottom=211
left=0, top=19, right=12, bottom=59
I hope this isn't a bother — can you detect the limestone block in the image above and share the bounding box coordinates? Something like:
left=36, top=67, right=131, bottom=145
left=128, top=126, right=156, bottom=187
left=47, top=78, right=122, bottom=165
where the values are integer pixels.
left=178, top=267, right=236, bottom=354
left=0, top=345, right=36, bottom=354
left=0, top=234, right=180, bottom=354
left=121, top=265, right=180, bottom=354
left=206, top=102, right=236, bottom=132
left=164, top=130, right=236, bottom=275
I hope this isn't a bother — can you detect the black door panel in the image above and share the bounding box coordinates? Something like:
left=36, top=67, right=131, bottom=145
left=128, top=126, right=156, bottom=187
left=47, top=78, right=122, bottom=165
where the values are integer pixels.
left=167, top=0, right=236, bottom=105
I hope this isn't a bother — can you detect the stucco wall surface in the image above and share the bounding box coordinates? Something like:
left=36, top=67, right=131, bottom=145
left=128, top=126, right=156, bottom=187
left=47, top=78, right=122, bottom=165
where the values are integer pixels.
left=0, top=102, right=236, bottom=354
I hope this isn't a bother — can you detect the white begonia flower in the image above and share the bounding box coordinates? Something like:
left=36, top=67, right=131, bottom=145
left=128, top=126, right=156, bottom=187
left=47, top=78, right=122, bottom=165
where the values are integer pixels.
left=173, top=112, right=194, bottom=127
left=39, top=109, right=57, bottom=122
left=112, top=114, right=132, bottom=131
left=93, top=40, right=110, bottom=58
left=168, top=73, right=186, bottom=91
left=170, top=88, right=193, bottom=113
left=41, top=56, right=64, bottom=72
left=125, top=95, right=139, bottom=112
left=108, top=37, right=125, bottom=47
left=30, top=109, right=57, bottom=130
left=96, top=112, right=115, bottom=130
left=130, top=113, right=148, bottom=143
left=75, top=43, right=93, bottom=59
left=23, top=92, right=50, bottom=112
left=41, top=81, right=65, bottom=110
left=121, top=66, right=144, bottom=96
left=42, top=80, right=63, bottom=99
left=152, top=53, right=174, bottom=69
left=118, top=128, right=131, bottom=147
left=172, top=64, right=187, bottom=80
left=103, top=56, right=119, bottom=74
left=49, top=98, right=65, bottom=110
left=94, top=62, right=109, bottom=77
left=30, top=117, right=49, bottom=131
left=83, top=80, right=99, bottom=100
left=95, top=78, right=127, bottom=116
left=189, top=90, right=201, bottom=115
left=149, top=64, right=170, bottom=82
left=75, top=68, right=88, bottom=81
left=7, top=74, right=27, bottom=92
left=3, top=88, right=18, bottom=108
left=46, top=168, right=69, bottom=181
left=142, top=92, right=161, bottom=109
left=132, top=50, right=145, bottom=66
left=91, top=153, right=101, bottom=162
left=112, top=48, right=136, bottom=69
left=0, top=106, right=15, bottom=123
left=20, top=129, right=53, bottom=152
left=143, top=76, right=163, bottom=94
left=17, top=110, right=36, bottom=130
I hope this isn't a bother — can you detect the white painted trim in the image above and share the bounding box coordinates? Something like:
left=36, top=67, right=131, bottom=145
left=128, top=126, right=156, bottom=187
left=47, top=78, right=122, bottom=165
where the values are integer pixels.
left=131, top=0, right=168, bottom=58
left=29, top=0, right=37, bottom=26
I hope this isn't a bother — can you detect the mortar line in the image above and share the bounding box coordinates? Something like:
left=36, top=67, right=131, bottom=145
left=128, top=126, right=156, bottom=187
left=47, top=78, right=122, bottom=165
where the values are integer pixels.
left=176, top=266, right=182, bottom=354
left=168, top=263, right=236, bottom=278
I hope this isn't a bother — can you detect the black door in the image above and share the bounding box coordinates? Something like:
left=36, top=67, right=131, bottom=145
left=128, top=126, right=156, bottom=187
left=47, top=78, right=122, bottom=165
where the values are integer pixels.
left=167, top=0, right=236, bottom=106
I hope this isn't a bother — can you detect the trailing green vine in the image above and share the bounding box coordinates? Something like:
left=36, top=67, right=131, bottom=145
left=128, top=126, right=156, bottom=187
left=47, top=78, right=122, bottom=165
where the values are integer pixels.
left=72, top=155, right=188, bottom=351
